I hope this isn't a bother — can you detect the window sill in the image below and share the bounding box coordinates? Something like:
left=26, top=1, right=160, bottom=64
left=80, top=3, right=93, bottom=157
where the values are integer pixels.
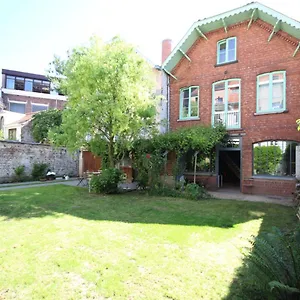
left=251, top=175, right=296, bottom=181
left=226, top=127, right=243, bottom=131
left=254, top=109, right=288, bottom=116
left=177, top=117, right=200, bottom=122
left=215, top=60, right=238, bottom=67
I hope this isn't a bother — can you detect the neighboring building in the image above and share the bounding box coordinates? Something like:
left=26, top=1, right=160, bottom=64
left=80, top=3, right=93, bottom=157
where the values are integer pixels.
left=0, top=69, right=67, bottom=141
left=161, top=2, right=300, bottom=196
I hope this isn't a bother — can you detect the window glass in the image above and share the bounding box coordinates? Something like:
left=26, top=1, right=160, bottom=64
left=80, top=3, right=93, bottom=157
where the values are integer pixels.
left=253, top=141, right=298, bottom=176
left=218, top=42, right=226, bottom=64
left=41, top=81, right=50, bottom=94
left=273, top=73, right=284, bottom=81
left=227, top=38, right=236, bottom=61
left=33, top=80, right=42, bottom=93
left=214, top=83, right=225, bottom=112
left=190, top=87, right=198, bottom=117
left=180, top=87, right=199, bottom=119
left=272, top=82, right=283, bottom=109
left=32, top=104, right=48, bottom=113
left=15, top=77, right=25, bottom=90
left=9, top=102, right=26, bottom=114
left=217, top=37, right=236, bottom=64
left=259, top=75, right=269, bottom=83
left=8, top=128, right=17, bottom=140
left=25, top=79, right=33, bottom=92
left=258, top=85, right=269, bottom=111
left=6, top=76, right=15, bottom=89
left=213, top=80, right=240, bottom=128
left=257, top=72, right=285, bottom=112
left=185, top=150, right=216, bottom=173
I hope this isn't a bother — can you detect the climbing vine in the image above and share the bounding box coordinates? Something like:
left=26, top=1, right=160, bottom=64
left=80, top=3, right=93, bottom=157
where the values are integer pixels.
left=132, top=124, right=228, bottom=187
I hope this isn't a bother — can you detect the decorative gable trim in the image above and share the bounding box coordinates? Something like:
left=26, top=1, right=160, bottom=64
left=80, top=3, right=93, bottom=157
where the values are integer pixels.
left=162, top=2, right=300, bottom=74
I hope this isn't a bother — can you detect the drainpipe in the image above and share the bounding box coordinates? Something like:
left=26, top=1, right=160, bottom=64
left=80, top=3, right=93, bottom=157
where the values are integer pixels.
left=167, top=75, right=170, bottom=132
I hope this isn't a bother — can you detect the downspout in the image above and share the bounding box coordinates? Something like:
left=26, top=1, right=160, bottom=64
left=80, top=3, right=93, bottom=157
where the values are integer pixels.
left=167, top=74, right=170, bottom=132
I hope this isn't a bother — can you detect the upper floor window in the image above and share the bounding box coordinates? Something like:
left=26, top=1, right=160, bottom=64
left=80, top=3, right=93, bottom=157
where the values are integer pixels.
left=4, top=75, right=51, bottom=94
left=6, top=76, right=15, bottom=89
left=15, top=77, right=25, bottom=90
left=32, top=103, right=48, bottom=113
left=25, top=79, right=33, bottom=92
left=217, top=37, right=237, bottom=65
left=257, top=71, right=286, bottom=113
left=179, top=86, right=199, bottom=119
left=212, top=79, right=240, bottom=129
left=9, top=101, right=26, bottom=114
left=253, top=140, right=299, bottom=177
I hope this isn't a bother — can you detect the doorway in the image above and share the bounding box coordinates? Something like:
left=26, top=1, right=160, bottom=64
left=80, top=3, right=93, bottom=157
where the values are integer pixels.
left=219, top=150, right=241, bottom=188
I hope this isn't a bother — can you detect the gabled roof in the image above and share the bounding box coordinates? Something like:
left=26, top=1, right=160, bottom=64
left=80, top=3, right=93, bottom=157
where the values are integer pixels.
left=7, top=112, right=37, bottom=126
left=162, top=2, right=300, bottom=74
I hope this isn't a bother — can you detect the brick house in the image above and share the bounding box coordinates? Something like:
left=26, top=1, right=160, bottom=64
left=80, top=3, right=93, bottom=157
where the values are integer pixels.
left=161, top=2, right=300, bottom=197
left=0, top=69, right=67, bottom=142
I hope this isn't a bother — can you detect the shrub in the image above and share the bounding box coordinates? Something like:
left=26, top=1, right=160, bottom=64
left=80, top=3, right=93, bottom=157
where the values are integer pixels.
left=148, top=185, right=182, bottom=198
left=90, top=168, right=124, bottom=194
left=31, top=163, right=48, bottom=180
left=13, top=165, right=26, bottom=182
left=246, top=227, right=300, bottom=299
left=184, top=183, right=210, bottom=200
left=134, top=152, right=165, bottom=189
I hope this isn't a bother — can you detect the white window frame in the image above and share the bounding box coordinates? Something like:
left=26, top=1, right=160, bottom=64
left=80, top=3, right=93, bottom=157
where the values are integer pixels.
left=217, top=37, right=237, bottom=65
left=256, top=71, right=286, bottom=113
left=31, top=103, right=49, bottom=113
left=8, top=100, right=26, bottom=114
left=179, top=86, right=200, bottom=120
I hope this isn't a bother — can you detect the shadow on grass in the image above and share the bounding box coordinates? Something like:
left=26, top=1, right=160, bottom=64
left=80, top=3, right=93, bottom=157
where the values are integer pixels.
left=223, top=211, right=298, bottom=299
left=0, top=185, right=297, bottom=298
left=0, top=185, right=294, bottom=228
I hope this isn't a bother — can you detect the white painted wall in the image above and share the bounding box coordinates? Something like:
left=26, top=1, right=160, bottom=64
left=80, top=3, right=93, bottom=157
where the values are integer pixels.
left=0, top=110, right=25, bottom=140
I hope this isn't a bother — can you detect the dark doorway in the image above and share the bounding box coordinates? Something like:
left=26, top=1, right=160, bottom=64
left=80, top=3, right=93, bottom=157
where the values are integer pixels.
left=219, top=150, right=240, bottom=188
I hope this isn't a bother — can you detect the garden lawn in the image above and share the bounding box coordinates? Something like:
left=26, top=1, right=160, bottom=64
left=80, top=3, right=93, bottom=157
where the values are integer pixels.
left=0, top=185, right=296, bottom=299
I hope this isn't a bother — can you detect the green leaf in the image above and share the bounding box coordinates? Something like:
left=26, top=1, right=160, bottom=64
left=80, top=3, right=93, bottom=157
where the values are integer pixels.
left=269, top=281, right=300, bottom=294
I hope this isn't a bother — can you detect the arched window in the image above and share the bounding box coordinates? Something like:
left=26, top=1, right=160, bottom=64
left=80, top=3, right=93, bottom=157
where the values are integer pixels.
left=253, top=141, right=299, bottom=177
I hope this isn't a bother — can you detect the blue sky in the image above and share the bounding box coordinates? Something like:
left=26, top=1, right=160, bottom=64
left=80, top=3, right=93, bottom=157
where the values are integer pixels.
left=0, top=0, right=299, bottom=75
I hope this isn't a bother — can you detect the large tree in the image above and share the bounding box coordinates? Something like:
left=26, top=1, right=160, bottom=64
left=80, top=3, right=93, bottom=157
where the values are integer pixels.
left=32, top=109, right=62, bottom=143
left=48, top=36, right=157, bottom=167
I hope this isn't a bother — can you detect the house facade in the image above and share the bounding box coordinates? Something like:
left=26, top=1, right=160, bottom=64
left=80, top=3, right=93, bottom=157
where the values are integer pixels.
left=162, top=2, right=300, bottom=197
left=0, top=69, right=67, bottom=141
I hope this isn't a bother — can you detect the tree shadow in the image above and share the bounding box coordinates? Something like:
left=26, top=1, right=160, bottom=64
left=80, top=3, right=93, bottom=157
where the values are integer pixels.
left=0, top=185, right=296, bottom=298
left=223, top=207, right=297, bottom=299
left=0, top=185, right=282, bottom=228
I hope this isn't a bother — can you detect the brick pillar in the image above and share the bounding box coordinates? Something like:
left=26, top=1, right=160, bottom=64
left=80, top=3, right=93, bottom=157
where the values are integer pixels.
left=162, top=39, right=172, bottom=64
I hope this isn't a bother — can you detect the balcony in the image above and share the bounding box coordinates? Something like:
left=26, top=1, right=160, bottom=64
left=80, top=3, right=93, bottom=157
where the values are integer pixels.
left=213, top=110, right=240, bottom=129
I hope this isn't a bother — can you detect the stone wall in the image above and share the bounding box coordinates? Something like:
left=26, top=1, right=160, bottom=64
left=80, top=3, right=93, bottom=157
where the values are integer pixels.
left=0, top=141, right=78, bottom=182
left=21, top=120, right=35, bottom=143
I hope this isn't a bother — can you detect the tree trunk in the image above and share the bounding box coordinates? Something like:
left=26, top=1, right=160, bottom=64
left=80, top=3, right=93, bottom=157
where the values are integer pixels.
left=108, top=136, right=115, bottom=168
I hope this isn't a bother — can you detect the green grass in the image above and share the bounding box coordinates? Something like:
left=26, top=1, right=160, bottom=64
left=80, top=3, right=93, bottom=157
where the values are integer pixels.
left=0, top=185, right=296, bottom=299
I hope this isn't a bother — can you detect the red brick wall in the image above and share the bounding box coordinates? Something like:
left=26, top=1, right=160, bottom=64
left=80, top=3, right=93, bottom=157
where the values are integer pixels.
left=184, top=174, right=218, bottom=190
left=2, top=93, right=66, bottom=113
left=162, top=39, right=172, bottom=64
left=168, top=19, right=300, bottom=197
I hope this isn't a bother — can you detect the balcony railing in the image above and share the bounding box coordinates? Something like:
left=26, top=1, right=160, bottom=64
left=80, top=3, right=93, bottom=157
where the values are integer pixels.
left=213, top=111, right=240, bottom=129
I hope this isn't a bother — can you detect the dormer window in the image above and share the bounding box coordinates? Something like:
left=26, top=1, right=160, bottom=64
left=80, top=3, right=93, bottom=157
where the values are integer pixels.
left=217, top=37, right=237, bottom=65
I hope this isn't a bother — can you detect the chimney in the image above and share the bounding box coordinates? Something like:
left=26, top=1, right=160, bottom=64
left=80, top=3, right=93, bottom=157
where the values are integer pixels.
left=162, top=39, right=172, bottom=64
